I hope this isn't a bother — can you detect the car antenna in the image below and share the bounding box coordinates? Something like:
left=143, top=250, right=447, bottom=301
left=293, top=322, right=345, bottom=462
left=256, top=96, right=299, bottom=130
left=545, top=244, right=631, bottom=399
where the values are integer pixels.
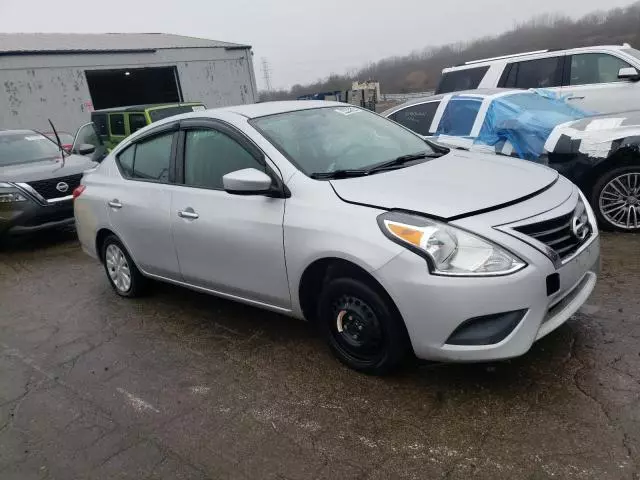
left=47, top=119, right=67, bottom=163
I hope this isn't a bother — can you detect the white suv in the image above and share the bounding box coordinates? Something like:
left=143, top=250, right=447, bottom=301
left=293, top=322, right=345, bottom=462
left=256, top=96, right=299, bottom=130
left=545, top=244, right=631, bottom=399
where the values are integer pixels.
left=436, top=44, right=640, bottom=114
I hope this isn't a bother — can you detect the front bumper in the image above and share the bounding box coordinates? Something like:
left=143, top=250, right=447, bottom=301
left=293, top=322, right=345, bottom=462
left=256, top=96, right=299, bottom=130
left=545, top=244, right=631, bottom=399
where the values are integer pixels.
left=374, top=233, right=600, bottom=363
left=0, top=197, right=75, bottom=236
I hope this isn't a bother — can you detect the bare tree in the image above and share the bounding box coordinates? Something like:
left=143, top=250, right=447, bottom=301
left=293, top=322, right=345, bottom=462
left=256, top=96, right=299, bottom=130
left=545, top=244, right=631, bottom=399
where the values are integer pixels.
left=258, top=1, right=640, bottom=100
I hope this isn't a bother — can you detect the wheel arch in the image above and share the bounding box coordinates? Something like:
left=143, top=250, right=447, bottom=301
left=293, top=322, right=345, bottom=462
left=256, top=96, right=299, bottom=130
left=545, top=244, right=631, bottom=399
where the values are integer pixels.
left=581, top=145, right=640, bottom=195
left=298, top=257, right=401, bottom=324
left=95, top=228, right=117, bottom=262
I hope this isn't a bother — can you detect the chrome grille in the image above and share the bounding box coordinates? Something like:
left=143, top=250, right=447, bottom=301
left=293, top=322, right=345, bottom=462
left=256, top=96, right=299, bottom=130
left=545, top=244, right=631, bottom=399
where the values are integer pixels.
left=26, top=174, right=82, bottom=200
left=514, top=203, right=592, bottom=261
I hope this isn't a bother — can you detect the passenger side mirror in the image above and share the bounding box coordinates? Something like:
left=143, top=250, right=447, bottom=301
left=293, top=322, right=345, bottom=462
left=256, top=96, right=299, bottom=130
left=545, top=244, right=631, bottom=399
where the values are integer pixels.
left=75, top=143, right=96, bottom=155
left=618, top=67, right=640, bottom=81
left=223, top=168, right=273, bottom=195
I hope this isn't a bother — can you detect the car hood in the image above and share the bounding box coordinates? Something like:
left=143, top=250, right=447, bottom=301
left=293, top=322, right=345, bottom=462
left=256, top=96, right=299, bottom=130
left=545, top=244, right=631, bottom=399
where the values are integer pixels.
left=0, top=154, right=97, bottom=183
left=329, top=150, right=558, bottom=219
left=545, top=110, right=640, bottom=158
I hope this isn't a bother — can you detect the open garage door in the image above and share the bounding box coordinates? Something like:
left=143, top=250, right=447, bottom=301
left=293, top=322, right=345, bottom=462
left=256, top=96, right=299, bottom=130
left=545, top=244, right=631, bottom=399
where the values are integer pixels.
left=85, top=67, right=183, bottom=110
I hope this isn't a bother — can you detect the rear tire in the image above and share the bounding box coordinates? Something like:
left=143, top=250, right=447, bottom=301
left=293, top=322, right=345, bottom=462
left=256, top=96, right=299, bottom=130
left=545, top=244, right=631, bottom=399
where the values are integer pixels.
left=101, top=235, right=146, bottom=297
left=592, top=165, right=640, bottom=232
left=317, top=277, right=411, bottom=375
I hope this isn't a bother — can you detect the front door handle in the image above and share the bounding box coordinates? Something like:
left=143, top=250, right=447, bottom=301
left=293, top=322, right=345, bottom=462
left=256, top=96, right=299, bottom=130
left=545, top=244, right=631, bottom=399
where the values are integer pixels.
left=178, top=208, right=199, bottom=220
left=108, top=199, right=122, bottom=209
left=567, top=96, right=585, bottom=100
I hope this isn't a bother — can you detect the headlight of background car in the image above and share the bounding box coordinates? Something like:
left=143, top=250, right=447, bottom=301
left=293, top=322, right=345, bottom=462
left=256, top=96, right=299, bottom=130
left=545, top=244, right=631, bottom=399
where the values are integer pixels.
left=0, top=183, right=27, bottom=203
left=378, top=211, right=526, bottom=276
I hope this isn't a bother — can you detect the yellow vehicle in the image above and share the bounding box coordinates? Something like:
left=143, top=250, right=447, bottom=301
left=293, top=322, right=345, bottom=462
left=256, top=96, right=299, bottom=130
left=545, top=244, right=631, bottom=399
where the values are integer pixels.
left=91, top=102, right=206, bottom=150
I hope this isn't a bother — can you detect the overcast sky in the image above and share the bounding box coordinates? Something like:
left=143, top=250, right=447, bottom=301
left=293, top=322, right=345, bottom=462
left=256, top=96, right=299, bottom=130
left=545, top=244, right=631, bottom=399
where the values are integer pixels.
left=0, top=0, right=635, bottom=90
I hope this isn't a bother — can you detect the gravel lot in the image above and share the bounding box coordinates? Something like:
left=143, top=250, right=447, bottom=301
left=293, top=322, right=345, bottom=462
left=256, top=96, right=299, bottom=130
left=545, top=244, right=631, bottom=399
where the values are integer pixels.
left=0, top=231, right=639, bottom=479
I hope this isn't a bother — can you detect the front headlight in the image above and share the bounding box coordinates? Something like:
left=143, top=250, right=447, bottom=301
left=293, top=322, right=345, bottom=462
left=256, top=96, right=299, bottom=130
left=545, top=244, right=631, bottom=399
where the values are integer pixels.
left=378, top=211, right=526, bottom=276
left=0, top=184, right=27, bottom=203
left=0, top=192, right=27, bottom=203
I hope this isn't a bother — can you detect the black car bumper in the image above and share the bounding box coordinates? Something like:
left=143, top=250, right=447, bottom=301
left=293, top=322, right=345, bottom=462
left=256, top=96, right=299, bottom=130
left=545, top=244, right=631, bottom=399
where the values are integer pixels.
left=0, top=197, right=75, bottom=236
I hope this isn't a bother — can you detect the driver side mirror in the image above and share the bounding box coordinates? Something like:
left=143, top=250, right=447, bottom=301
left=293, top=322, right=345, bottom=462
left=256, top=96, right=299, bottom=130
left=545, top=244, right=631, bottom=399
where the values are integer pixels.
left=74, top=143, right=96, bottom=155
left=618, top=67, right=640, bottom=81
left=223, top=168, right=273, bottom=195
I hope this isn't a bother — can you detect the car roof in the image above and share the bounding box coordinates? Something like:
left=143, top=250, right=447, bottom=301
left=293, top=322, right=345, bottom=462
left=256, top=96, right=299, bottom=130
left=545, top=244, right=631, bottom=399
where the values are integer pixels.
left=0, top=129, right=37, bottom=136
left=444, top=44, right=634, bottom=71
left=110, top=100, right=368, bottom=146
left=219, top=100, right=348, bottom=119
left=381, top=88, right=516, bottom=116
left=92, top=102, right=204, bottom=113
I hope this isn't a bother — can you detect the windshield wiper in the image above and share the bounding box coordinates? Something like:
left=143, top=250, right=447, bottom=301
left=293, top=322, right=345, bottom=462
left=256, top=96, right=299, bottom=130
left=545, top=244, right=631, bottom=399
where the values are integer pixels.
left=310, top=169, right=369, bottom=179
left=365, top=151, right=443, bottom=174
left=310, top=151, right=444, bottom=179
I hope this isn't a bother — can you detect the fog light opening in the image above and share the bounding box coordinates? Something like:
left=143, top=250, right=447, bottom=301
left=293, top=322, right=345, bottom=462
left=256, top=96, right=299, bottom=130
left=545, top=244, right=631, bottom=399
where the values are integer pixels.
left=446, top=310, right=527, bottom=346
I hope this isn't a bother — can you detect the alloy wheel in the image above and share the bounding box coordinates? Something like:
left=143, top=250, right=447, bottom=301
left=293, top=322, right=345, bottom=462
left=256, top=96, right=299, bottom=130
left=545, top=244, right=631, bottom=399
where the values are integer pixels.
left=599, top=172, right=640, bottom=230
left=105, top=244, right=132, bottom=293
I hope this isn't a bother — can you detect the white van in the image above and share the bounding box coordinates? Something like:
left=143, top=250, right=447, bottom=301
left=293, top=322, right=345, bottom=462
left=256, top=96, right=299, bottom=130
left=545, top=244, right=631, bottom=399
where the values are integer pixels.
left=436, top=45, right=640, bottom=114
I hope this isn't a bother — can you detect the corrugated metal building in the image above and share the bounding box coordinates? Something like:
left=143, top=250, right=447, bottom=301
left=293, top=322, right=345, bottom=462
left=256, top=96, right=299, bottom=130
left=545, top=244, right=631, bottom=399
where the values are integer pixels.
left=0, top=33, right=257, bottom=132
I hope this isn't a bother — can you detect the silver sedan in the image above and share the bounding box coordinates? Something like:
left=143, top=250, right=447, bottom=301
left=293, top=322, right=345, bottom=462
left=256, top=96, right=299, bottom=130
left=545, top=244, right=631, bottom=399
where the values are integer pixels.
left=74, top=101, right=600, bottom=374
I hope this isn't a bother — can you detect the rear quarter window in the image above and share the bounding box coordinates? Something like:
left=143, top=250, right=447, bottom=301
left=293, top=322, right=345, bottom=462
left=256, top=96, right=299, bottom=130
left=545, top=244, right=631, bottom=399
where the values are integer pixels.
left=435, top=66, right=489, bottom=94
left=109, top=114, right=125, bottom=136
left=390, top=102, right=440, bottom=135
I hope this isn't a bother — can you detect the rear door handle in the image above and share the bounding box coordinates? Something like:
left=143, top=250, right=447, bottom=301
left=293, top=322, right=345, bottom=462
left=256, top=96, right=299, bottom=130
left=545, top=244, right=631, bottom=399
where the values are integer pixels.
left=178, top=209, right=199, bottom=220
left=108, top=199, right=122, bottom=209
left=567, top=96, right=585, bottom=100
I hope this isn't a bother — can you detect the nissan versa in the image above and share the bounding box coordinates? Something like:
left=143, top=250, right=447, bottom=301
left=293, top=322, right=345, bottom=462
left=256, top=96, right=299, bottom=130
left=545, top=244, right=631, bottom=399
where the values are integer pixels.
left=74, top=101, right=600, bottom=374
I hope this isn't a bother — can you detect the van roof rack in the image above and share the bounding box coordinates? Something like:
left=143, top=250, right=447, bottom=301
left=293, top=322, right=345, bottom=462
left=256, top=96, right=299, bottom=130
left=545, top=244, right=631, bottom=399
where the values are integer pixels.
left=461, top=49, right=550, bottom=66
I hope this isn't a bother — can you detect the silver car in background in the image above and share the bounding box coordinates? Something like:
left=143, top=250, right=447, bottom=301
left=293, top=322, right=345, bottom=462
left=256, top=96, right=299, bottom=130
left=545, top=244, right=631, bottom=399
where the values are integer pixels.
left=74, top=101, right=600, bottom=374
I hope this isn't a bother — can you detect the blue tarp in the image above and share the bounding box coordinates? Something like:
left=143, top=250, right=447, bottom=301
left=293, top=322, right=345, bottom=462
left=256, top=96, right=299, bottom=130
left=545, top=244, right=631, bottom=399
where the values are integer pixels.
left=474, top=90, right=588, bottom=160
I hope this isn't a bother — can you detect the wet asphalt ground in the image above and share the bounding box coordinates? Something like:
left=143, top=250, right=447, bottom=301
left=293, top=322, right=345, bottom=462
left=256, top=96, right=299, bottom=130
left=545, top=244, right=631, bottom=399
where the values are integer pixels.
left=0, top=230, right=639, bottom=480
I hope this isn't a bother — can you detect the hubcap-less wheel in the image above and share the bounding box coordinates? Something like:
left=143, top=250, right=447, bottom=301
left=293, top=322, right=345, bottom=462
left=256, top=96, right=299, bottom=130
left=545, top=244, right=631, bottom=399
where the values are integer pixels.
left=105, top=244, right=132, bottom=293
left=599, top=172, right=640, bottom=230
left=331, top=295, right=383, bottom=361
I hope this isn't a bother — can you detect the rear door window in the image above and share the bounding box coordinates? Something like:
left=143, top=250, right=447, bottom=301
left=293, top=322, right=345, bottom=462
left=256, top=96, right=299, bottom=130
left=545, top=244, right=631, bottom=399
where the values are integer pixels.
left=435, top=98, right=483, bottom=136
left=117, top=144, right=135, bottom=177
left=129, top=114, right=147, bottom=133
left=435, top=66, right=489, bottom=94
left=132, top=133, right=174, bottom=182
left=390, top=102, right=440, bottom=135
left=501, top=57, right=563, bottom=89
left=115, top=132, right=174, bottom=182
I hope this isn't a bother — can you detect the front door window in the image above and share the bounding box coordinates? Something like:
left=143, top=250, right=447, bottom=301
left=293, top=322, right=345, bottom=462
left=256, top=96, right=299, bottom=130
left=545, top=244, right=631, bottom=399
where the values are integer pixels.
left=183, top=129, right=265, bottom=189
left=570, top=53, right=632, bottom=85
left=72, top=123, right=107, bottom=162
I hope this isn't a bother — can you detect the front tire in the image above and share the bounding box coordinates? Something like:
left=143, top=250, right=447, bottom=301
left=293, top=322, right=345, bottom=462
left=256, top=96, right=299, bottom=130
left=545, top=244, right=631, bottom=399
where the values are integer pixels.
left=101, top=235, right=146, bottom=297
left=592, top=165, right=640, bottom=232
left=317, top=277, right=411, bottom=375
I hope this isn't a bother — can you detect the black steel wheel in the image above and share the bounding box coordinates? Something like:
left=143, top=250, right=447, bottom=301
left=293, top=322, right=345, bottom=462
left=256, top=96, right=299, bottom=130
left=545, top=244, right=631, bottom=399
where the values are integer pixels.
left=317, top=277, right=411, bottom=375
